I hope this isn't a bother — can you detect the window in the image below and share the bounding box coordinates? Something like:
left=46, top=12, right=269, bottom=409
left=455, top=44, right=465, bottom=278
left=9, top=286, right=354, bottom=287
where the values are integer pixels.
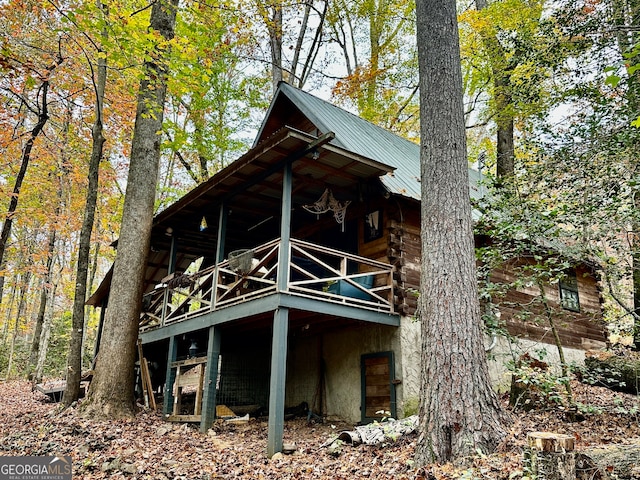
left=364, top=209, right=382, bottom=242
left=559, top=270, right=580, bottom=312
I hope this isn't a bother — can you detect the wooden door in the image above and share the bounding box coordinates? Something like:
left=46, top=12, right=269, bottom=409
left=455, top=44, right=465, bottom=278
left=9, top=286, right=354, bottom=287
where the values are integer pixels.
left=361, top=351, right=396, bottom=423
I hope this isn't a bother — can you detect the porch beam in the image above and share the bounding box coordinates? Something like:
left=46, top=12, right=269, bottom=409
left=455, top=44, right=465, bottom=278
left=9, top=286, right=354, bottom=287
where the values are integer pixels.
left=140, top=294, right=281, bottom=343
left=139, top=292, right=400, bottom=344
left=267, top=307, right=289, bottom=457
left=163, top=335, right=179, bottom=415
left=278, top=294, right=400, bottom=326
left=200, top=326, right=221, bottom=433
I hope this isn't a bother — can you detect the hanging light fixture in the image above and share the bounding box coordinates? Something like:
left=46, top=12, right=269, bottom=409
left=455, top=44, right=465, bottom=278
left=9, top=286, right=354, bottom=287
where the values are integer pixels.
left=188, top=339, right=198, bottom=358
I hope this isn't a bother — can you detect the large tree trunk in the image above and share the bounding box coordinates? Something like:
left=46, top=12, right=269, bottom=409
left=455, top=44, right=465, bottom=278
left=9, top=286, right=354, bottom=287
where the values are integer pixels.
left=263, top=0, right=283, bottom=91
left=414, top=0, right=509, bottom=464
left=63, top=1, right=107, bottom=406
left=80, top=0, right=178, bottom=419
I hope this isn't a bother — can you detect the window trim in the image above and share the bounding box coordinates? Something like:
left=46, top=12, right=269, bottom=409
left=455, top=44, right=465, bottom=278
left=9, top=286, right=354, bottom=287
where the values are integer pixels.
left=559, top=269, right=580, bottom=313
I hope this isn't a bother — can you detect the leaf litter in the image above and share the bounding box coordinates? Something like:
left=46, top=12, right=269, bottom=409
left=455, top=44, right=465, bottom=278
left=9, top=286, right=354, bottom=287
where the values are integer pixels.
left=1, top=379, right=640, bottom=479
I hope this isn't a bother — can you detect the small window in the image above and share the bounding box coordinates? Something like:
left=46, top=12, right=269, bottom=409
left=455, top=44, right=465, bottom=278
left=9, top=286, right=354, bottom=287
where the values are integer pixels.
left=559, top=270, right=580, bottom=312
left=364, top=209, right=382, bottom=242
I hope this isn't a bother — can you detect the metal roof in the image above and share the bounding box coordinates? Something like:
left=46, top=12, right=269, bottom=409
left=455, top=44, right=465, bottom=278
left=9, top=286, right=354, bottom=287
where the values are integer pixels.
left=256, top=82, right=484, bottom=202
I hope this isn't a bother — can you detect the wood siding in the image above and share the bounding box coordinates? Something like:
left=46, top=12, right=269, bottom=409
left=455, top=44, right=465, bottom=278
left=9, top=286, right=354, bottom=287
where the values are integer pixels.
left=377, top=196, right=606, bottom=350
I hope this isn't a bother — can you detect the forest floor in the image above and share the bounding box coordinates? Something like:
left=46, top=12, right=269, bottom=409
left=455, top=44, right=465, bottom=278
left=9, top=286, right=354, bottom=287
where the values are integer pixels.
left=1, top=380, right=640, bottom=479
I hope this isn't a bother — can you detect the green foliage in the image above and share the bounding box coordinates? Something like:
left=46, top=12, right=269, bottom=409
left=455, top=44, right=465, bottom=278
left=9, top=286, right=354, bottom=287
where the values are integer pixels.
left=402, top=396, right=419, bottom=417
left=573, top=362, right=627, bottom=390
left=508, top=356, right=571, bottom=409
left=42, top=312, right=72, bottom=379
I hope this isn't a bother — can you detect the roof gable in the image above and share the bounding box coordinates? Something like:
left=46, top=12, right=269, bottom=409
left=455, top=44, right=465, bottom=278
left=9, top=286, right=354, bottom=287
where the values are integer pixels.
left=255, top=82, right=484, bottom=202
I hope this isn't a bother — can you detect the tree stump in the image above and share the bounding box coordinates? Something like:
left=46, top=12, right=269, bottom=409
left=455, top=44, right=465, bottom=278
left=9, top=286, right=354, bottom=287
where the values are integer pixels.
left=525, top=432, right=576, bottom=480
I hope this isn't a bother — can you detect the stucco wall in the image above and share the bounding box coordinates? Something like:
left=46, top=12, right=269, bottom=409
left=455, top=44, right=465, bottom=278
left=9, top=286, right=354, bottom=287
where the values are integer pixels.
left=396, top=317, right=421, bottom=417
left=285, top=316, right=591, bottom=424
left=285, top=335, right=321, bottom=408
left=397, top=319, right=590, bottom=402
left=486, top=335, right=587, bottom=391
left=321, top=324, right=400, bottom=423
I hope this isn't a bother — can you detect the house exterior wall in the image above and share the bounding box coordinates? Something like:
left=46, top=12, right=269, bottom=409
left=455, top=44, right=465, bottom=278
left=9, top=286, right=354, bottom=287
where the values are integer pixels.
left=489, top=259, right=606, bottom=350
left=285, top=335, right=321, bottom=408
left=285, top=314, right=594, bottom=425
left=395, top=316, right=591, bottom=414
left=285, top=324, right=401, bottom=423
left=486, top=335, right=589, bottom=391
left=323, top=324, right=402, bottom=422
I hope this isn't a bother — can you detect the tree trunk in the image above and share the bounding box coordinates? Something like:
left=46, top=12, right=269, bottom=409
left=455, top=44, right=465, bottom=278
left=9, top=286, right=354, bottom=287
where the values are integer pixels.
left=494, top=75, right=515, bottom=180
left=290, top=0, right=327, bottom=88
left=63, top=1, right=107, bottom=406
left=414, top=0, right=509, bottom=464
left=525, top=432, right=576, bottom=480
left=27, top=227, right=56, bottom=382
left=80, top=0, right=178, bottom=419
left=6, top=270, right=31, bottom=378
left=5, top=314, right=19, bottom=379
left=264, top=0, right=283, bottom=91
left=34, top=280, right=57, bottom=384
left=474, top=0, right=515, bottom=181
left=1, top=281, right=17, bottom=344
left=578, top=442, right=640, bottom=479
left=0, top=53, right=63, bottom=304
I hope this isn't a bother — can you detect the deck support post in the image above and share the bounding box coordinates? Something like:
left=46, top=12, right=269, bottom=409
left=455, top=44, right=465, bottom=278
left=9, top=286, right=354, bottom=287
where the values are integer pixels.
left=267, top=307, right=289, bottom=457
left=163, top=335, right=178, bottom=415
left=200, top=326, right=221, bottom=432
left=277, top=162, right=292, bottom=292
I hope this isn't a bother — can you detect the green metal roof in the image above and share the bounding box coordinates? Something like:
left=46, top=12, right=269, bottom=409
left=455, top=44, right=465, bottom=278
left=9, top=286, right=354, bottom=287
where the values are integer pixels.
left=256, top=82, right=485, bottom=203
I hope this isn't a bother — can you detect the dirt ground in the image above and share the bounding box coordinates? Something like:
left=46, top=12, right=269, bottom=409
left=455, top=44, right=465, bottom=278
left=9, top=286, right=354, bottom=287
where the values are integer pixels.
left=1, top=380, right=640, bottom=479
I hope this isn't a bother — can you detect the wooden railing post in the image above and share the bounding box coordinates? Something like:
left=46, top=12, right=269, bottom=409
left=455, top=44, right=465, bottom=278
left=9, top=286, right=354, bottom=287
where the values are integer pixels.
left=211, top=203, right=227, bottom=310
left=160, top=289, right=168, bottom=326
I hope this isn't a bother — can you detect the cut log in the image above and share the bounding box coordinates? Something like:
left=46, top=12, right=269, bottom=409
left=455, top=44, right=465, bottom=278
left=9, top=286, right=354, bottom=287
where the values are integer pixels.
left=578, top=441, right=640, bottom=479
left=525, top=432, right=576, bottom=480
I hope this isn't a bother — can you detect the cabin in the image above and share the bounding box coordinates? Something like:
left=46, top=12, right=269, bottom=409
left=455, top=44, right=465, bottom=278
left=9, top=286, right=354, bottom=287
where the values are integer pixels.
left=88, top=82, right=606, bottom=455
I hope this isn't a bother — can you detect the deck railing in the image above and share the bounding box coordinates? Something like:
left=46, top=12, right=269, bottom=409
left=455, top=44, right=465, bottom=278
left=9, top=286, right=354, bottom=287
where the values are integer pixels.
left=139, top=238, right=395, bottom=331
